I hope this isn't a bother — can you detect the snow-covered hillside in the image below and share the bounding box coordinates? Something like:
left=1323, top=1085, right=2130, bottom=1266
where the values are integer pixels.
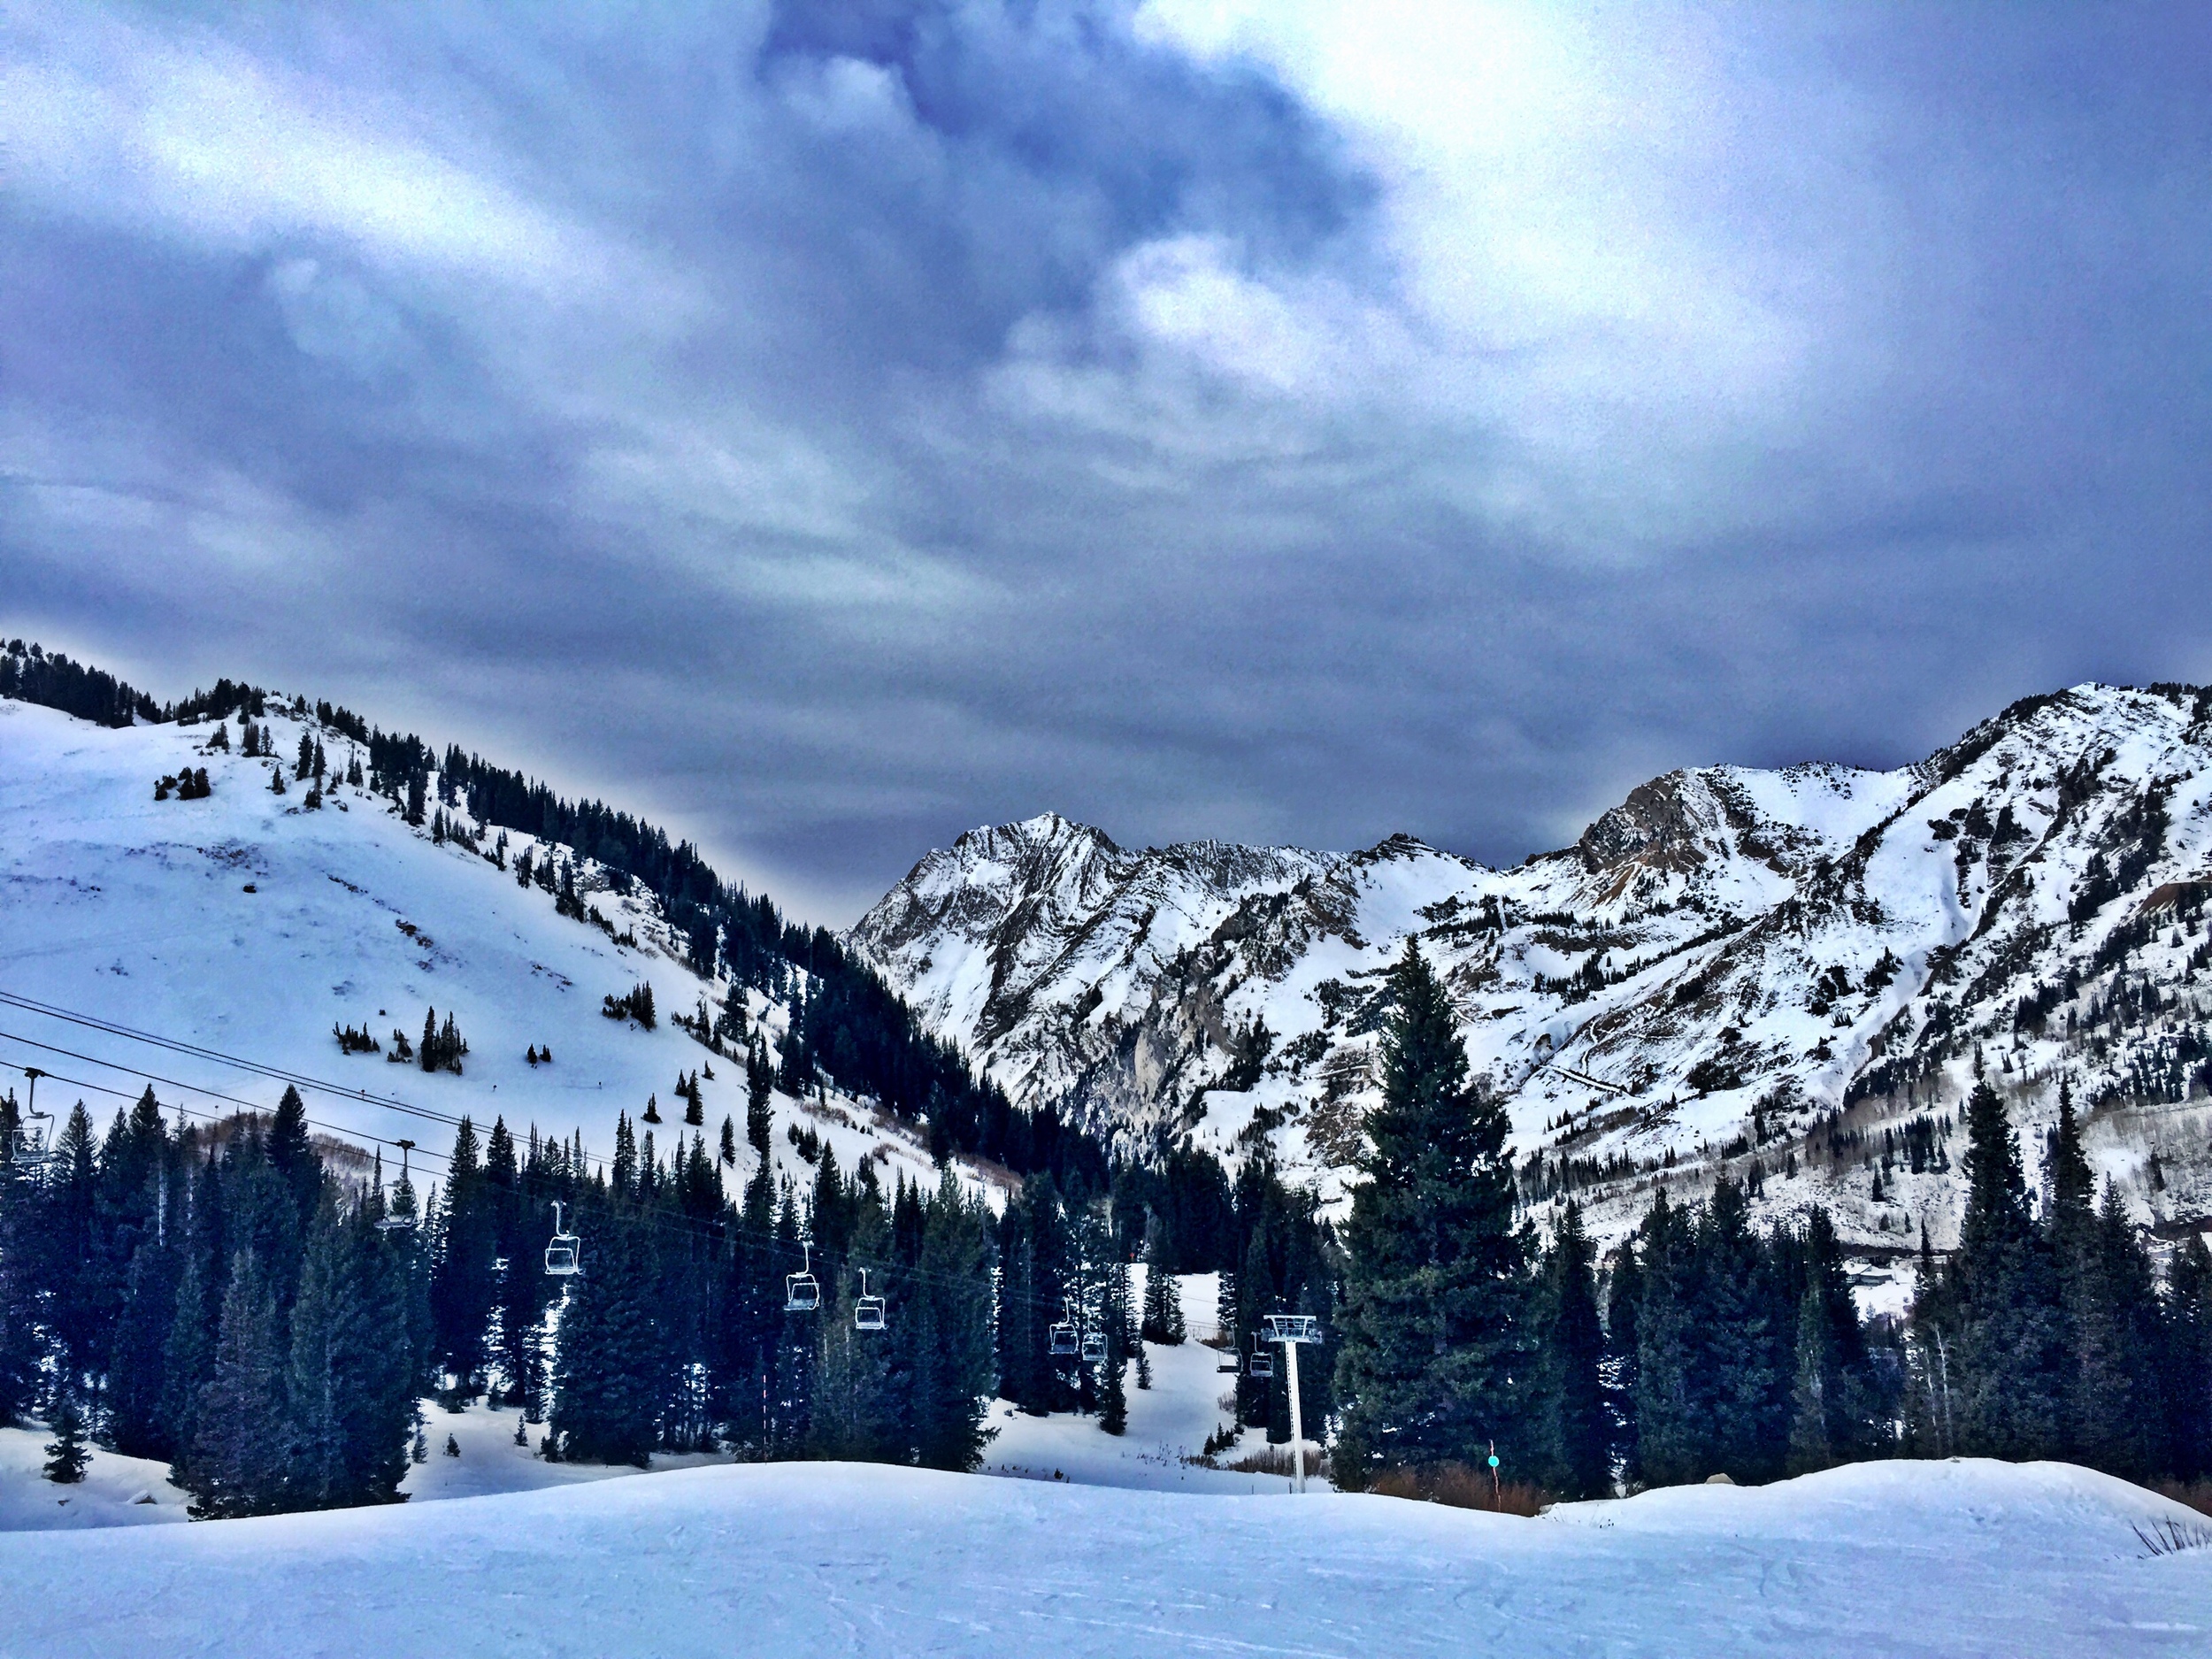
left=1, top=1455, right=2204, bottom=1657
left=853, top=684, right=2212, bottom=1250
left=0, top=695, right=953, bottom=1211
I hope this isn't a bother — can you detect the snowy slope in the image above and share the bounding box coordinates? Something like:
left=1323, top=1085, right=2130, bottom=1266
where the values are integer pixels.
left=0, top=1456, right=2204, bottom=1657
left=854, top=685, right=2212, bottom=1249
left=0, top=696, right=956, bottom=1210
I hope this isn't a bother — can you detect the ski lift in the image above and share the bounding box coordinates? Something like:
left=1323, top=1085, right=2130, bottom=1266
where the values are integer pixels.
left=15, top=1067, right=51, bottom=1164
left=1261, top=1314, right=1321, bottom=1345
left=853, top=1267, right=887, bottom=1332
left=1079, top=1329, right=1108, bottom=1365
left=1216, top=1346, right=1240, bottom=1374
left=1248, top=1345, right=1275, bottom=1379
left=1048, top=1301, right=1079, bottom=1358
left=785, top=1241, right=821, bottom=1312
left=543, top=1200, right=581, bottom=1276
left=376, top=1140, right=419, bottom=1232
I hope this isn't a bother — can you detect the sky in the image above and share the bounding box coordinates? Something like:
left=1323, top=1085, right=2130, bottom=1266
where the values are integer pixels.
left=4, top=2, right=2209, bottom=923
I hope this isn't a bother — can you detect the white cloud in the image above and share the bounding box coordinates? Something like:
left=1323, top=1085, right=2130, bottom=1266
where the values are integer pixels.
left=0, top=3, right=641, bottom=301
left=1089, top=2, right=1862, bottom=556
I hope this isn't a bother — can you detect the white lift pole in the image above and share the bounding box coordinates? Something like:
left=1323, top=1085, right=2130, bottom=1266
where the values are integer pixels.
left=1263, top=1314, right=1322, bottom=1494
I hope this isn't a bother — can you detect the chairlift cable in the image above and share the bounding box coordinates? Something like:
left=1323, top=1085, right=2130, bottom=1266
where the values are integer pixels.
left=0, top=1025, right=1199, bottom=1325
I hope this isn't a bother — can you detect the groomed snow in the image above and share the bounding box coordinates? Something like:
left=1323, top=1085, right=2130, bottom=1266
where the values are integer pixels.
left=0, top=1457, right=2205, bottom=1657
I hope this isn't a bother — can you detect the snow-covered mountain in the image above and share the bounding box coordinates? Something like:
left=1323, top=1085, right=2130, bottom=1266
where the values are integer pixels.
left=852, top=684, right=2212, bottom=1254
left=0, top=694, right=950, bottom=1209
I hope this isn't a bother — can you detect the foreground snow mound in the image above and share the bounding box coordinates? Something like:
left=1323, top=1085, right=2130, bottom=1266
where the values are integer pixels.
left=1, top=1459, right=2205, bottom=1658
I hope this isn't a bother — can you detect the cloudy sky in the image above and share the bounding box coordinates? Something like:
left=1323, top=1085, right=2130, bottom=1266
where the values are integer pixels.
left=4, top=3, right=2208, bottom=921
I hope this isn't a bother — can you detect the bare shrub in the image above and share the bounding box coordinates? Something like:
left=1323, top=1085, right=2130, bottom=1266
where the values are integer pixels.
left=2152, top=1479, right=2212, bottom=1519
left=2131, top=1517, right=2212, bottom=1557
left=1226, top=1442, right=1329, bottom=1480
left=1364, top=1461, right=1553, bottom=1517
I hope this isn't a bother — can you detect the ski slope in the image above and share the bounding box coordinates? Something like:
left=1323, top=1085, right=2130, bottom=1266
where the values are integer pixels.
left=0, top=695, right=951, bottom=1205
left=0, top=1457, right=2203, bottom=1657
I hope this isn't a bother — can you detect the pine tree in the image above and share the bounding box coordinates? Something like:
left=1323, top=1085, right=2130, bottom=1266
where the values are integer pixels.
left=1788, top=1283, right=1839, bottom=1474
left=1787, top=1208, right=1871, bottom=1474
left=1141, top=1219, right=1186, bottom=1345
left=42, top=1387, right=90, bottom=1483
left=288, top=1194, right=411, bottom=1509
left=719, top=1117, right=737, bottom=1168
left=550, top=1209, right=664, bottom=1465
left=747, top=1043, right=774, bottom=1157
left=1099, top=1256, right=1131, bottom=1436
left=1333, top=943, right=1532, bottom=1483
left=1698, top=1178, right=1791, bottom=1483
left=267, top=1085, right=321, bottom=1225
left=157, top=1164, right=223, bottom=1475
left=2069, top=1183, right=2167, bottom=1479
left=1933, top=1079, right=2068, bottom=1460
left=430, top=1116, right=495, bottom=1396
left=1530, top=1202, right=1609, bottom=1498
left=2165, top=1233, right=2212, bottom=1479
left=188, top=1249, right=293, bottom=1517
left=1606, top=1240, right=1644, bottom=1484
left=108, top=1233, right=180, bottom=1460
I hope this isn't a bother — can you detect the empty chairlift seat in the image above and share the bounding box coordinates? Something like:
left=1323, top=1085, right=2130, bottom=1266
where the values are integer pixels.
left=786, top=1242, right=821, bottom=1313
left=543, top=1199, right=581, bottom=1275
left=853, top=1268, right=887, bottom=1332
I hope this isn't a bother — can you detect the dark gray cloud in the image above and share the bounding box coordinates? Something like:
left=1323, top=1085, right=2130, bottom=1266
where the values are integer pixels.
left=4, top=1, right=2209, bottom=920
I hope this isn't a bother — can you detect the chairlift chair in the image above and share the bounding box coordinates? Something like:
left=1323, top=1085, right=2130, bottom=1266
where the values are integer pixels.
left=1248, top=1346, right=1275, bottom=1379
left=1048, top=1301, right=1079, bottom=1358
left=785, top=1241, right=821, bottom=1313
left=1216, top=1347, right=1240, bottom=1373
left=543, top=1200, right=581, bottom=1276
left=14, top=1067, right=50, bottom=1165
left=376, top=1140, right=420, bottom=1232
left=1080, top=1329, right=1108, bottom=1364
left=853, top=1267, right=887, bottom=1332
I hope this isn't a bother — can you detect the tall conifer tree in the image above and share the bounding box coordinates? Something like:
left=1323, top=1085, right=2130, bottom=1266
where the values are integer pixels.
left=1333, top=943, right=1532, bottom=1482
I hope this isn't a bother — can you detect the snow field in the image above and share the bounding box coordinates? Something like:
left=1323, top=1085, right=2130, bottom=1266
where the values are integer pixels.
left=984, top=1274, right=1310, bottom=1494
left=0, top=698, right=961, bottom=1212
left=0, top=1457, right=2205, bottom=1658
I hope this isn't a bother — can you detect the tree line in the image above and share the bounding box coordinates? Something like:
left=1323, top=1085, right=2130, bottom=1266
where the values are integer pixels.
left=0, top=1072, right=1150, bottom=1514
left=5, top=933, right=2206, bottom=1510
left=1327, top=943, right=2212, bottom=1498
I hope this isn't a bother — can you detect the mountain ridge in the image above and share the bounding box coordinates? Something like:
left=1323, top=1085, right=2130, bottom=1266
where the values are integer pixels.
left=851, top=681, right=2212, bottom=1262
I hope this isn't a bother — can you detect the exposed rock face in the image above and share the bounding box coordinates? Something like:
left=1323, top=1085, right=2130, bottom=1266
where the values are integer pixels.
left=853, top=684, right=2212, bottom=1251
